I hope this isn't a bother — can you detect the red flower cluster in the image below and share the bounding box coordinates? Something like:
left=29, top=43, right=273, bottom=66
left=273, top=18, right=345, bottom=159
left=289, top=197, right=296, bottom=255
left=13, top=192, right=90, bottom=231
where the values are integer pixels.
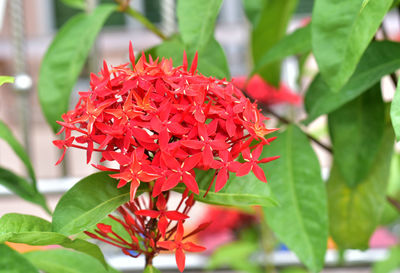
left=55, top=43, right=278, bottom=200
left=54, top=43, right=278, bottom=271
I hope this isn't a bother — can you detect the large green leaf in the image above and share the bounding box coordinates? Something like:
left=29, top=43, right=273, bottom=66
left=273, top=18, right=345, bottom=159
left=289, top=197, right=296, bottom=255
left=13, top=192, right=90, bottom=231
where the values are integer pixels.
left=24, top=249, right=111, bottom=273
left=328, top=84, right=385, bottom=187
left=262, top=125, right=328, bottom=273
left=52, top=172, right=146, bottom=236
left=251, top=0, right=298, bottom=86
left=391, top=79, right=400, bottom=141
left=312, top=0, right=392, bottom=92
left=0, top=213, right=106, bottom=267
left=0, top=121, right=36, bottom=187
left=373, top=246, right=400, bottom=273
left=251, top=25, right=311, bottom=77
left=241, top=0, right=263, bottom=26
left=174, top=168, right=278, bottom=207
left=62, top=0, right=86, bottom=10
left=38, top=4, right=116, bottom=133
left=148, top=36, right=230, bottom=79
left=328, top=126, right=394, bottom=249
left=0, top=244, right=39, bottom=273
left=0, top=167, right=48, bottom=212
left=0, top=76, right=14, bottom=86
left=177, top=0, right=223, bottom=51
left=304, top=41, right=400, bottom=125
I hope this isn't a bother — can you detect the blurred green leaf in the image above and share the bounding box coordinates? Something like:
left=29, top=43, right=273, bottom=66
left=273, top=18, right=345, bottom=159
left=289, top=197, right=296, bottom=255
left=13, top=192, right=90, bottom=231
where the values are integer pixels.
left=251, top=25, right=311, bottom=77
left=0, top=213, right=106, bottom=267
left=242, top=0, right=263, bottom=26
left=148, top=35, right=230, bottom=79
left=24, top=249, right=112, bottom=273
left=174, top=168, right=278, bottom=207
left=0, top=168, right=48, bottom=212
left=251, top=0, right=298, bottom=86
left=328, top=126, right=394, bottom=249
left=177, top=0, right=223, bottom=51
left=207, top=241, right=261, bottom=273
left=0, top=120, right=36, bottom=187
left=328, top=84, right=384, bottom=187
left=387, top=153, right=400, bottom=199
left=262, top=125, right=328, bottom=273
left=52, top=172, right=147, bottom=236
left=144, top=265, right=162, bottom=273
left=38, top=4, right=116, bottom=133
left=0, top=76, right=14, bottom=86
left=373, top=246, right=400, bottom=273
left=391, top=79, right=400, bottom=140
left=305, top=41, right=400, bottom=124
left=61, top=0, right=86, bottom=10
left=0, top=244, right=39, bottom=273
left=280, top=268, right=309, bottom=273
left=312, top=0, right=391, bottom=92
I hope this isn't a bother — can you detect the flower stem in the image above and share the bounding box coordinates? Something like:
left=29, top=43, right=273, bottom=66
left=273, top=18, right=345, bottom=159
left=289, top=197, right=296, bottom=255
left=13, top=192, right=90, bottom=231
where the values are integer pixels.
left=122, top=6, right=167, bottom=41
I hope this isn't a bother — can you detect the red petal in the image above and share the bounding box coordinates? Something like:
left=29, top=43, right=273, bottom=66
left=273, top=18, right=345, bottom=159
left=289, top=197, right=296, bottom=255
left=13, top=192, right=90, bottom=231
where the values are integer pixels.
left=189, top=52, right=198, bottom=74
left=158, top=215, right=169, bottom=238
left=161, top=153, right=181, bottom=170
left=175, top=247, right=186, bottom=272
left=183, top=242, right=206, bottom=252
left=252, top=144, right=263, bottom=159
left=182, top=153, right=202, bottom=171
left=130, top=179, right=140, bottom=201
left=165, top=211, right=189, bottom=221
left=215, top=168, right=228, bottom=192
left=252, top=164, right=267, bottom=183
left=226, top=118, right=236, bottom=137
left=181, top=140, right=204, bottom=150
left=236, top=162, right=252, bottom=177
left=182, top=173, right=199, bottom=194
left=156, top=194, right=167, bottom=210
left=135, top=210, right=160, bottom=218
left=258, top=155, right=280, bottom=164
left=175, top=221, right=184, bottom=242
left=182, top=50, right=188, bottom=71
left=162, top=173, right=181, bottom=191
left=157, top=240, right=177, bottom=250
left=129, top=41, right=135, bottom=67
left=210, top=139, right=230, bottom=150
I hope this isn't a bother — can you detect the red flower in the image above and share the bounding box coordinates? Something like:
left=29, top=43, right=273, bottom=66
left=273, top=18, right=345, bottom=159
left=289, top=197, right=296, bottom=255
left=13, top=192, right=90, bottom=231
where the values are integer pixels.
left=157, top=221, right=206, bottom=272
left=233, top=74, right=302, bottom=105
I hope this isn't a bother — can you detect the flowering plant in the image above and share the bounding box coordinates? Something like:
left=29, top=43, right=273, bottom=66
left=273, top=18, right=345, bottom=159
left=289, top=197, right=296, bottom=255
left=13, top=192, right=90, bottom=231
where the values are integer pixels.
left=53, top=44, right=278, bottom=271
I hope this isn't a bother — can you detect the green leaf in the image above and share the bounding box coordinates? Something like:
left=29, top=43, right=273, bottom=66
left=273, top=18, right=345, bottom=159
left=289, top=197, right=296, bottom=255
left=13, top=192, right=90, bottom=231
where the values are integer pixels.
left=174, top=168, right=278, bottom=207
left=0, top=213, right=106, bottom=267
left=52, top=172, right=147, bottom=236
left=0, top=244, right=39, bottom=273
left=251, top=0, right=298, bottom=86
left=328, top=84, right=385, bottom=187
left=391, top=80, right=400, bottom=141
left=38, top=4, right=116, bottom=133
left=177, top=0, right=223, bottom=51
left=312, top=0, right=392, bottom=92
left=262, top=125, right=328, bottom=273
left=328, top=126, right=394, bottom=249
left=0, top=120, right=36, bottom=187
left=144, top=265, right=162, bottom=273
left=373, top=246, right=400, bottom=273
left=242, top=0, right=263, bottom=26
left=251, top=25, right=311, bottom=77
left=148, top=35, right=230, bottom=79
left=304, top=41, right=400, bottom=125
left=207, top=241, right=261, bottom=273
left=24, top=249, right=110, bottom=273
left=0, top=167, right=48, bottom=212
left=61, top=0, right=86, bottom=10
left=0, top=76, right=14, bottom=86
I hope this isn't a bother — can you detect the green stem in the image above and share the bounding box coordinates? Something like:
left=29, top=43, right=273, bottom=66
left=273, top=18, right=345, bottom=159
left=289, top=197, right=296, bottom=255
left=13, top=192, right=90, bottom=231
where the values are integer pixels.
left=123, top=7, right=167, bottom=40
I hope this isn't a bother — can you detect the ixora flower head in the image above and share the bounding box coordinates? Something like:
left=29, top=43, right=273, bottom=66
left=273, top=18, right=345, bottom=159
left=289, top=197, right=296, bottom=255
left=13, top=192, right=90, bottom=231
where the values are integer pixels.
left=54, top=42, right=279, bottom=271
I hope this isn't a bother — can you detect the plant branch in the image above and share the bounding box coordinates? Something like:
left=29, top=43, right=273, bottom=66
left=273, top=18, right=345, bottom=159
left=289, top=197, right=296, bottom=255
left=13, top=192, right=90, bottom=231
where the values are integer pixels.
left=120, top=5, right=167, bottom=40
